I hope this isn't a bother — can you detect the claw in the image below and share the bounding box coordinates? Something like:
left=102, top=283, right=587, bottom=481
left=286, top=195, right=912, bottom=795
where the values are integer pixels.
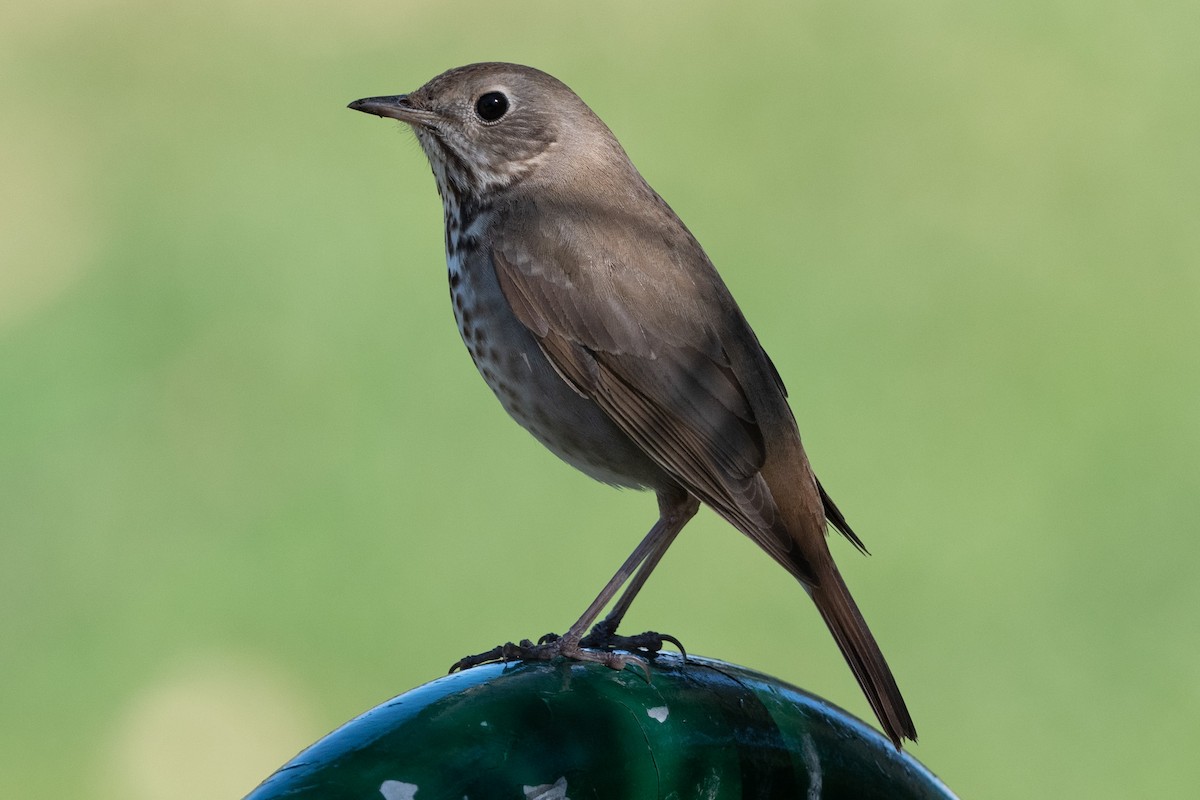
left=578, top=626, right=687, bottom=662
left=448, top=640, right=536, bottom=673
left=557, top=637, right=652, bottom=680
left=449, top=645, right=504, bottom=673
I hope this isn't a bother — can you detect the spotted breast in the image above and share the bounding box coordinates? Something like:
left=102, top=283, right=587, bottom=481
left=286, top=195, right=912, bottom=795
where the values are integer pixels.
left=445, top=204, right=667, bottom=491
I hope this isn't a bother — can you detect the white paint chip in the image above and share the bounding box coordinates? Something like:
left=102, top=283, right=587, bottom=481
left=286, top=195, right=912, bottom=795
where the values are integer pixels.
left=523, top=775, right=569, bottom=799
left=646, top=705, right=669, bottom=723
left=380, top=779, right=419, bottom=800
left=801, top=732, right=823, bottom=800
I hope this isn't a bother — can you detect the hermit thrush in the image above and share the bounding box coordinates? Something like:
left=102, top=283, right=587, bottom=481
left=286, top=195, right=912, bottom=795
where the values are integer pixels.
left=349, top=63, right=917, bottom=747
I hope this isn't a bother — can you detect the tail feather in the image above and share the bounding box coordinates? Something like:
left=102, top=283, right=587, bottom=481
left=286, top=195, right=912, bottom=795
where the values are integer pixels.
left=810, top=565, right=917, bottom=748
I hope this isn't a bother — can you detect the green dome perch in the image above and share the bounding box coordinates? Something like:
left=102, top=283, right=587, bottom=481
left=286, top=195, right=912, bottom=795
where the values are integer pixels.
left=245, top=654, right=955, bottom=799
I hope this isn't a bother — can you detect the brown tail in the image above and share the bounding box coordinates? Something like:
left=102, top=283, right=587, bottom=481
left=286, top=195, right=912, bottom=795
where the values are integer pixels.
left=810, top=564, right=917, bottom=748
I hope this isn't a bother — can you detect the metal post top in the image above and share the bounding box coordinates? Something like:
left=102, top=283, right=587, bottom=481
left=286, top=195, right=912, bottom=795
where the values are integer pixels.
left=245, top=654, right=955, bottom=800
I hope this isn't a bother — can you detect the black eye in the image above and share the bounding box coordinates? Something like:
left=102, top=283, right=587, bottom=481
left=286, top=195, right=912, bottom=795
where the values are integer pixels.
left=475, top=91, right=509, bottom=122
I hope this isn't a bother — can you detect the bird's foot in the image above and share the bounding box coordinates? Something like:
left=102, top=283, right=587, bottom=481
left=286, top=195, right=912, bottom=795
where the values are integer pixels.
left=578, top=617, right=687, bottom=662
left=448, top=639, right=543, bottom=673
left=448, top=630, right=660, bottom=679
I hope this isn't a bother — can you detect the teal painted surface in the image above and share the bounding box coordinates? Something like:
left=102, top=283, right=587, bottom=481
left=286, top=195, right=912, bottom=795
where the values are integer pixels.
left=246, top=656, right=956, bottom=799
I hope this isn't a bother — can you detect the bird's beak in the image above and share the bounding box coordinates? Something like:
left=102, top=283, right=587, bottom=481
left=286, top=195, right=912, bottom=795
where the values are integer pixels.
left=348, top=94, right=429, bottom=124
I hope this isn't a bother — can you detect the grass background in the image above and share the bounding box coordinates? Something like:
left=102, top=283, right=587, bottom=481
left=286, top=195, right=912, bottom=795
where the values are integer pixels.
left=2, top=1, right=1197, bottom=797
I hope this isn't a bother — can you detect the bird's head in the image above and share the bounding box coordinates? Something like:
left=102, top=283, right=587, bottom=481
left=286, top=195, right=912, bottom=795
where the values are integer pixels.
left=350, top=62, right=630, bottom=201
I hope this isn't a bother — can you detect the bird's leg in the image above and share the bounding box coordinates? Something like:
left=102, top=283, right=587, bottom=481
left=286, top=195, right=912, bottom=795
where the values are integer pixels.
left=579, top=492, right=698, bottom=658
left=449, top=490, right=698, bottom=675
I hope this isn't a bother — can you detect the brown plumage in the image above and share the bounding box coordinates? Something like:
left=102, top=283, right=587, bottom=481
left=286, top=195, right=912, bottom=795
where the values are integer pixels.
left=350, top=62, right=916, bottom=747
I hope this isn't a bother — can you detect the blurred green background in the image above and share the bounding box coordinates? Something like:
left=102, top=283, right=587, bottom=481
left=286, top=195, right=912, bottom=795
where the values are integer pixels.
left=2, top=1, right=1197, bottom=797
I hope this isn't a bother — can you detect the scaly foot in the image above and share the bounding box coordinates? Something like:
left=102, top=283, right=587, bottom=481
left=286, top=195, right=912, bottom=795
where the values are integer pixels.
left=578, top=617, right=687, bottom=661
left=448, top=633, right=655, bottom=678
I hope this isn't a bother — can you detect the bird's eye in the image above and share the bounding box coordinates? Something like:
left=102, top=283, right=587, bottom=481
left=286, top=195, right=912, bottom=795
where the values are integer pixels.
left=475, top=91, right=509, bottom=122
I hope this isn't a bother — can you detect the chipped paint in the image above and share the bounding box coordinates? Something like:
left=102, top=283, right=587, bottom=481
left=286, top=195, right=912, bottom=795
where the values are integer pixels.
left=379, top=779, right=419, bottom=800
left=646, top=705, right=669, bottom=723
left=801, top=733, right=822, bottom=799
left=523, top=775, right=569, bottom=799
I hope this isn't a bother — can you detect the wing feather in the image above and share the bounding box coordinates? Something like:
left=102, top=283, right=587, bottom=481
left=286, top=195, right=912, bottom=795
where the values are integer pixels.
left=490, top=197, right=817, bottom=583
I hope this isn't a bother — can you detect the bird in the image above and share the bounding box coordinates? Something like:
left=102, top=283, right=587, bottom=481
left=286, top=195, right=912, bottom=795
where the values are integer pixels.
left=349, top=62, right=917, bottom=747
